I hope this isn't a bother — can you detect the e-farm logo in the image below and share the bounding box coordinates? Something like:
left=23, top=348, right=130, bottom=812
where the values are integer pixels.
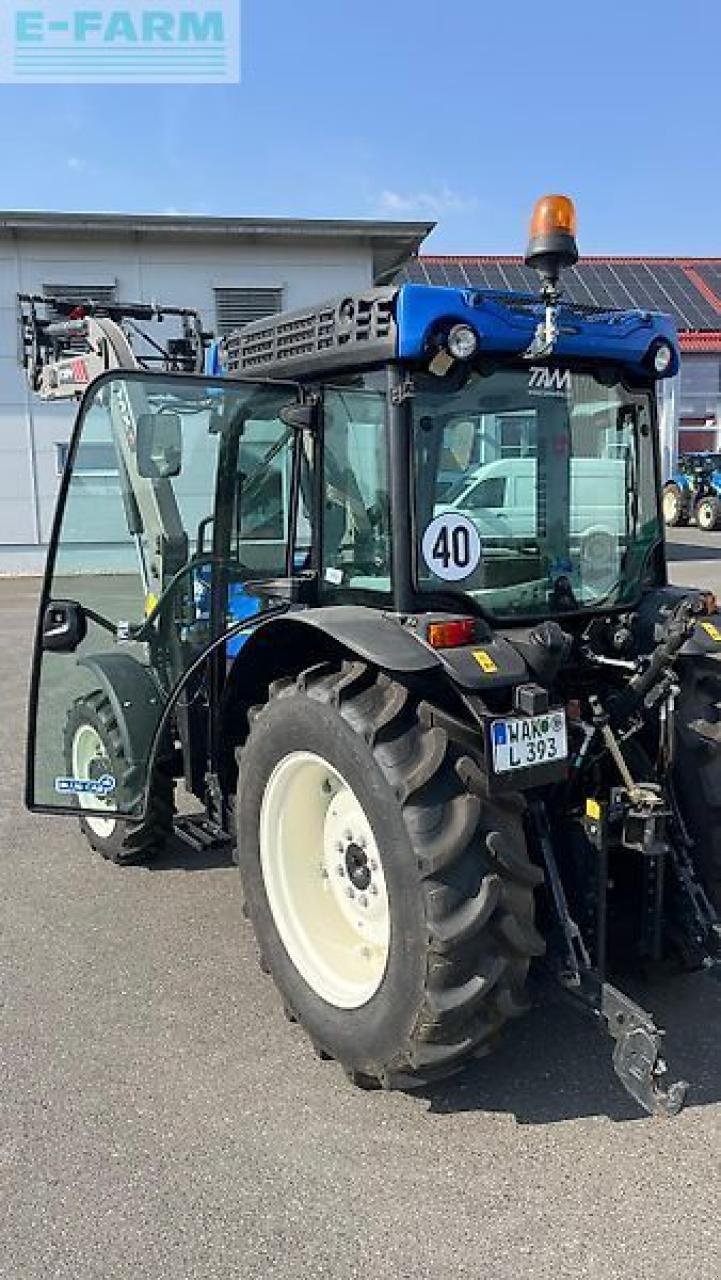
left=1, top=1, right=240, bottom=82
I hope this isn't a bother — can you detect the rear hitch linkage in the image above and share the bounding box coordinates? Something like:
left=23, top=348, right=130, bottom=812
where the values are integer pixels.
left=530, top=665, right=720, bottom=1116
left=601, top=984, right=688, bottom=1118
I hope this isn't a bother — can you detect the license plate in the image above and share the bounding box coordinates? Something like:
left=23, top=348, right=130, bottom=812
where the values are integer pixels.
left=490, top=710, right=567, bottom=773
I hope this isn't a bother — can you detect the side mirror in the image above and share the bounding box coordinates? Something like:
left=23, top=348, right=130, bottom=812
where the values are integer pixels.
left=42, top=599, right=87, bottom=653
left=136, top=411, right=182, bottom=478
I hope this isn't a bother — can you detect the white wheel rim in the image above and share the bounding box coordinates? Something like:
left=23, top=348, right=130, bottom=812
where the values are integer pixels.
left=71, top=723, right=117, bottom=839
left=259, top=751, right=391, bottom=1009
left=663, top=491, right=678, bottom=522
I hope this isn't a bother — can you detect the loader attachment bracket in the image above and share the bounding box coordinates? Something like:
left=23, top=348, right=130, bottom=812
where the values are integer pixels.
left=601, top=983, right=689, bottom=1117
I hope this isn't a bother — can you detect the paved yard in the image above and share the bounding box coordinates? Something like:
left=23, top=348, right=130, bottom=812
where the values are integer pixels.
left=2, top=534, right=721, bottom=1279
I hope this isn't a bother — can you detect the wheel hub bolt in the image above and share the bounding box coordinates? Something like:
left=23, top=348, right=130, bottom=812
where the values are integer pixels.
left=336, top=864, right=345, bottom=878
left=345, top=843, right=372, bottom=892
left=359, top=895, right=368, bottom=909
left=369, top=884, right=379, bottom=896
left=346, top=886, right=355, bottom=899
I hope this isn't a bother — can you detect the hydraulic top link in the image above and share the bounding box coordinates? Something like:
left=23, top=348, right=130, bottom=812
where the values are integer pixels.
left=607, top=598, right=701, bottom=730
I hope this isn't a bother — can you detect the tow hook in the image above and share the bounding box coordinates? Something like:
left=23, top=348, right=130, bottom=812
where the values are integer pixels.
left=601, top=984, right=689, bottom=1117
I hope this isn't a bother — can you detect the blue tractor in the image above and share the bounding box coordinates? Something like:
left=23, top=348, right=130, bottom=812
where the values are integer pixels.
left=25, top=195, right=721, bottom=1115
left=663, top=452, right=721, bottom=531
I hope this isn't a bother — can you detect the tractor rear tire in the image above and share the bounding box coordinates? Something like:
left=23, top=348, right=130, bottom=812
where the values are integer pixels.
left=63, top=690, right=175, bottom=864
left=695, top=495, right=721, bottom=532
left=674, top=660, right=721, bottom=909
left=662, top=483, right=689, bottom=528
left=236, top=660, right=544, bottom=1088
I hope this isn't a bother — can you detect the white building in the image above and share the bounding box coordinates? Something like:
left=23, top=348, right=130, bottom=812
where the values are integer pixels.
left=0, top=211, right=431, bottom=573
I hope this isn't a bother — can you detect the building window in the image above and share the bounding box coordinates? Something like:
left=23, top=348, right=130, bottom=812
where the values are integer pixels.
left=679, top=355, right=721, bottom=422
left=214, top=287, right=284, bottom=335
left=43, top=282, right=117, bottom=318
left=55, top=442, right=118, bottom=477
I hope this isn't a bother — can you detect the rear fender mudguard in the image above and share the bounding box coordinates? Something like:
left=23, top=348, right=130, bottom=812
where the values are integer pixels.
left=77, top=652, right=166, bottom=766
left=219, top=607, right=439, bottom=751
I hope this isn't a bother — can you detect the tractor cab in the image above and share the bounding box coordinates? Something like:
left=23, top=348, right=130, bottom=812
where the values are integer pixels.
left=25, top=196, right=721, bottom=1116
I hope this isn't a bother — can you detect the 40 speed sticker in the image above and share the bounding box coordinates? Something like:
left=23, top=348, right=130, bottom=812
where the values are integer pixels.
left=422, top=513, right=481, bottom=582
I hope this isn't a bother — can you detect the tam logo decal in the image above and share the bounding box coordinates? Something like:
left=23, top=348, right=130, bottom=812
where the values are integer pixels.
left=528, top=366, right=571, bottom=395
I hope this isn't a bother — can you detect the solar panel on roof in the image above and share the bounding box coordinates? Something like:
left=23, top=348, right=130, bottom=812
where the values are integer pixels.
left=397, top=259, right=426, bottom=283
left=586, top=263, right=637, bottom=309
left=651, top=265, right=716, bottom=329
left=438, top=261, right=468, bottom=287
left=496, top=262, right=532, bottom=292
left=620, top=264, right=670, bottom=313
left=561, top=267, right=597, bottom=306
left=478, top=263, right=512, bottom=290
left=449, top=261, right=484, bottom=288
left=686, top=265, right=721, bottom=327
left=572, top=264, right=618, bottom=309
left=696, top=264, right=721, bottom=297
left=396, top=258, right=721, bottom=333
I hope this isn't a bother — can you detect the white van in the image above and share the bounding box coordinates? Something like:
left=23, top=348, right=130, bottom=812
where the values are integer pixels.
left=447, top=456, right=627, bottom=548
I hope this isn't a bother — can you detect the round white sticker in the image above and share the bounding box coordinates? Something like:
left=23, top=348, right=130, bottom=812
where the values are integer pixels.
left=422, top=513, right=481, bottom=582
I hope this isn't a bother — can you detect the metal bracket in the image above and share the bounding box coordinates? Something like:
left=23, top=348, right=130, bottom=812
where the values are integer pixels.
left=390, top=376, right=415, bottom=404
left=601, top=984, right=689, bottom=1117
left=529, top=800, right=590, bottom=985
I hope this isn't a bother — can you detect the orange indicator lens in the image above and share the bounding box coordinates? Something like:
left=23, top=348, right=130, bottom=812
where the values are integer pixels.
left=426, top=618, right=475, bottom=649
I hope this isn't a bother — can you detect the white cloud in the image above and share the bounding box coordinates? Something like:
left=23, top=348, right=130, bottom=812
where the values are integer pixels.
left=374, top=185, right=477, bottom=218
left=66, top=155, right=85, bottom=172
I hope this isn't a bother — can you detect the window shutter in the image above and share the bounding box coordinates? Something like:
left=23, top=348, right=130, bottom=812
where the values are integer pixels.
left=214, top=287, right=283, bottom=335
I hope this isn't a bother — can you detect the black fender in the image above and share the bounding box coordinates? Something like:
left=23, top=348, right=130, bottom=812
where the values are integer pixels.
left=248, top=607, right=440, bottom=673
left=77, top=652, right=166, bottom=766
left=218, top=604, right=533, bottom=770
left=219, top=607, right=440, bottom=755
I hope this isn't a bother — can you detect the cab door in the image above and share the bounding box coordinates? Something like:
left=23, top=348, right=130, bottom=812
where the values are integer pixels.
left=25, top=369, right=300, bottom=823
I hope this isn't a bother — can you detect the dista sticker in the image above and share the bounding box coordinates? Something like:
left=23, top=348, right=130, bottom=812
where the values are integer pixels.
left=55, top=774, right=116, bottom=797
left=422, top=513, right=481, bottom=582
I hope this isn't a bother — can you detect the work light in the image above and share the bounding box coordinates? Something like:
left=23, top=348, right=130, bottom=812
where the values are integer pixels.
left=652, top=341, right=673, bottom=375
left=447, top=323, right=478, bottom=360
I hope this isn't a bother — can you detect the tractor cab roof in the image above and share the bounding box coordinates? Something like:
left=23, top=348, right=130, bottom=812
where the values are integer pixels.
left=216, top=282, right=680, bottom=383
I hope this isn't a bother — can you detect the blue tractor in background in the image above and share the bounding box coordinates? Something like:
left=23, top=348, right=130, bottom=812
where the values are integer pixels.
left=663, top=452, right=721, bottom=530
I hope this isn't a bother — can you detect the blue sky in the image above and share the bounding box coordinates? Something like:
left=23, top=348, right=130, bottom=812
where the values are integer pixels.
left=1, top=0, right=719, bottom=254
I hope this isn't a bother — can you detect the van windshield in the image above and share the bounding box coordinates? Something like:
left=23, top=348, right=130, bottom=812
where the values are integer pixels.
left=412, top=364, right=661, bottom=618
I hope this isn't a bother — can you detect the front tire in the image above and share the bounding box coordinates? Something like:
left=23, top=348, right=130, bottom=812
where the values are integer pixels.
left=695, top=495, right=721, bottom=531
left=63, top=691, right=174, bottom=864
left=662, top=483, right=689, bottom=528
left=237, top=661, right=544, bottom=1088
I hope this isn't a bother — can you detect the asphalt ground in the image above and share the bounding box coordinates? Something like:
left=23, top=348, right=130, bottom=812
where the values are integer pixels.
left=2, top=531, right=721, bottom=1279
